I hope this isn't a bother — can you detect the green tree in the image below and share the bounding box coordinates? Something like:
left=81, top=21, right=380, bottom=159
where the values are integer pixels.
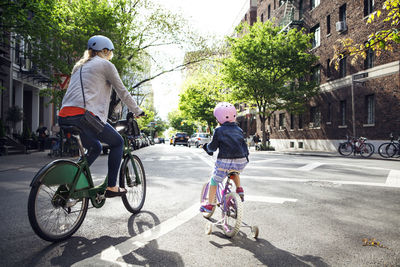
left=179, top=70, right=226, bottom=131
left=332, top=0, right=399, bottom=67
left=222, top=21, right=319, bottom=147
left=167, top=110, right=196, bottom=135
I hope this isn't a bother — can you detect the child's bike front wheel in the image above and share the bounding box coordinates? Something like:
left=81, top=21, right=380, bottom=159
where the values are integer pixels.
left=120, top=155, right=146, bottom=214
left=222, top=192, right=243, bottom=238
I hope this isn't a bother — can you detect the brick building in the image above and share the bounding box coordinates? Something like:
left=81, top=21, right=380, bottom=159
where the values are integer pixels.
left=248, top=0, right=400, bottom=151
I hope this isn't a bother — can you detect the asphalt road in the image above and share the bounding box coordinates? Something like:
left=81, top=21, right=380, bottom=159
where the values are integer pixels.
left=0, top=144, right=399, bottom=266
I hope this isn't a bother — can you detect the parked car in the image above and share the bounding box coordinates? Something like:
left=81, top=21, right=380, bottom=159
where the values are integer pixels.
left=188, top=133, right=211, bottom=148
left=173, top=132, right=189, bottom=146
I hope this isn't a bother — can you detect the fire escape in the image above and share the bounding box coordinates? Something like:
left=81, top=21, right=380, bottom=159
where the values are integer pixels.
left=277, top=0, right=303, bottom=33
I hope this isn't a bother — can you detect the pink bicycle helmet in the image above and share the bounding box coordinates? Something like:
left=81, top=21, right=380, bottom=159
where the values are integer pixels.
left=213, top=102, right=237, bottom=124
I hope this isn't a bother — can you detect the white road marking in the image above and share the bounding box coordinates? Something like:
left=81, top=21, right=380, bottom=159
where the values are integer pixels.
left=242, top=175, right=398, bottom=188
left=248, top=159, right=279, bottom=164
left=246, top=195, right=297, bottom=203
left=187, top=149, right=214, bottom=167
left=385, top=170, right=400, bottom=187
left=73, top=194, right=296, bottom=266
left=297, top=162, right=324, bottom=171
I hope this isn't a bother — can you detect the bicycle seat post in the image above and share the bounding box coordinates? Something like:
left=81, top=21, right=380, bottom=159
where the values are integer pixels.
left=72, top=134, right=85, bottom=158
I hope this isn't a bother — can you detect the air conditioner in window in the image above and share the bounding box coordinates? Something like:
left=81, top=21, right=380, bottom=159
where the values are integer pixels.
left=336, top=21, right=347, bottom=32
left=308, top=122, right=314, bottom=128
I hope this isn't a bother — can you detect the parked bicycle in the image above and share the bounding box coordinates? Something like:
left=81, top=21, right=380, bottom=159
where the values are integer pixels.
left=338, top=135, right=375, bottom=158
left=28, top=120, right=146, bottom=242
left=378, top=133, right=400, bottom=158
left=200, top=171, right=259, bottom=238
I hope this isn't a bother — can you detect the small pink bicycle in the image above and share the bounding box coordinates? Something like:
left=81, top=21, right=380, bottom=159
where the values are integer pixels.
left=200, top=171, right=259, bottom=238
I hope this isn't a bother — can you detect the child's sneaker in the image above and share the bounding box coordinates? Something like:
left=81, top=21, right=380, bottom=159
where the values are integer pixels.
left=236, top=187, right=244, bottom=202
left=200, top=204, right=214, bottom=213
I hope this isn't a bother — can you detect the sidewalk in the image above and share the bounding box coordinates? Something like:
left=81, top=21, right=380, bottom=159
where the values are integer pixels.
left=0, top=150, right=76, bottom=172
left=248, top=147, right=400, bottom=161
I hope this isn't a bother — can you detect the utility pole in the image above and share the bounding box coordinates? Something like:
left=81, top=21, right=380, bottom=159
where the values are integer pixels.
left=351, top=73, right=368, bottom=138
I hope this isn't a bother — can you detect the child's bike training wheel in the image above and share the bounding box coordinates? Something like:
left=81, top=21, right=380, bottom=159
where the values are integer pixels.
left=222, top=192, right=243, bottom=238
left=251, top=225, right=259, bottom=239
left=205, top=222, right=213, bottom=235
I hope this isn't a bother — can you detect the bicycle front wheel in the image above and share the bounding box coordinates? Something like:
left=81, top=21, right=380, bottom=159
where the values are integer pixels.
left=338, top=142, right=353, bottom=156
left=28, top=181, right=88, bottom=242
left=360, top=143, right=374, bottom=158
left=222, top=192, right=243, bottom=238
left=120, top=155, right=146, bottom=214
left=386, top=143, right=400, bottom=158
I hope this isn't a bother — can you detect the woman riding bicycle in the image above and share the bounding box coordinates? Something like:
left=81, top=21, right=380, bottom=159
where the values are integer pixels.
left=58, top=35, right=144, bottom=198
left=201, top=102, right=249, bottom=213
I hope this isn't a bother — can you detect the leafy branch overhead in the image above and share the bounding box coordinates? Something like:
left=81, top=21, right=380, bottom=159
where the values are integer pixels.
left=222, top=21, right=319, bottom=147
left=332, top=0, right=400, bottom=68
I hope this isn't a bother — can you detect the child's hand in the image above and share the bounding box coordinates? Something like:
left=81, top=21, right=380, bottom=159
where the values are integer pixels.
left=203, top=143, right=213, bottom=156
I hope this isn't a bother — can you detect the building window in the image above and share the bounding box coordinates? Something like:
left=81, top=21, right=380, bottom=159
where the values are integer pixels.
left=327, top=102, right=332, bottom=123
left=290, top=114, right=294, bottom=130
left=268, top=4, right=271, bottom=19
left=310, top=0, right=320, bottom=10
left=311, top=24, right=320, bottom=48
left=326, top=15, right=331, bottom=34
left=366, top=94, right=375, bottom=124
left=274, top=0, right=276, bottom=9
left=310, top=106, right=321, bottom=127
left=273, top=114, right=276, bottom=128
left=339, top=4, right=347, bottom=22
left=364, top=0, right=374, bottom=16
left=279, top=113, right=285, bottom=129
left=298, top=114, right=303, bottom=129
left=312, top=65, right=321, bottom=85
left=326, top=58, right=331, bottom=78
left=261, top=13, right=264, bottom=22
left=364, top=47, right=375, bottom=69
left=299, top=0, right=304, bottom=18
left=339, top=56, right=347, bottom=78
left=340, top=100, right=346, bottom=126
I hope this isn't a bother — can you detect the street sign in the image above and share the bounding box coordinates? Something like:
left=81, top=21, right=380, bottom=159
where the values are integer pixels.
left=353, top=72, right=368, bottom=80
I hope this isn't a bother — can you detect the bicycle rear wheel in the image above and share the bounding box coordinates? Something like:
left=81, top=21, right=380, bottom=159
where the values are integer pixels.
left=120, top=155, right=146, bottom=214
left=28, top=180, right=88, bottom=242
left=378, top=143, right=392, bottom=158
left=338, top=142, right=353, bottom=156
left=222, top=192, right=243, bottom=238
left=360, top=143, right=374, bottom=158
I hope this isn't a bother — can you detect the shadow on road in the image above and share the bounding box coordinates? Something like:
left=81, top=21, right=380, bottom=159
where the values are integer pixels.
left=209, top=231, right=329, bottom=267
left=24, top=211, right=183, bottom=266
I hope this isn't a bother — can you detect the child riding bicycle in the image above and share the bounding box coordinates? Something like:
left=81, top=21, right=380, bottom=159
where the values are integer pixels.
left=200, top=102, right=249, bottom=213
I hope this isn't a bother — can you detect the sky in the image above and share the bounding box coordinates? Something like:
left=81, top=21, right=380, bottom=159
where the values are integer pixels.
left=151, top=0, right=249, bottom=120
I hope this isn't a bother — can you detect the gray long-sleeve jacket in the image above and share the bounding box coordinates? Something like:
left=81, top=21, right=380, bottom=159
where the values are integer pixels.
left=61, top=56, right=143, bottom=122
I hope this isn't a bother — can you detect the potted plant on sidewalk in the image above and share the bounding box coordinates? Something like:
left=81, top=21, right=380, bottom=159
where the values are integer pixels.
left=6, top=106, right=23, bottom=134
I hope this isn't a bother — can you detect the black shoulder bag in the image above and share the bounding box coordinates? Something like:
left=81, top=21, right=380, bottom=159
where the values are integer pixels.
left=79, top=66, right=105, bottom=135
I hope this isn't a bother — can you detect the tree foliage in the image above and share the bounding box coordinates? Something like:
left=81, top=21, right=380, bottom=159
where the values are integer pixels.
left=222, top=21, right=319, bottom=146
left=179, top=69, right=227, bottom=131
left=332, top=0, right=400, bottom=67
left=167, top=110, right=196, bottom=135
